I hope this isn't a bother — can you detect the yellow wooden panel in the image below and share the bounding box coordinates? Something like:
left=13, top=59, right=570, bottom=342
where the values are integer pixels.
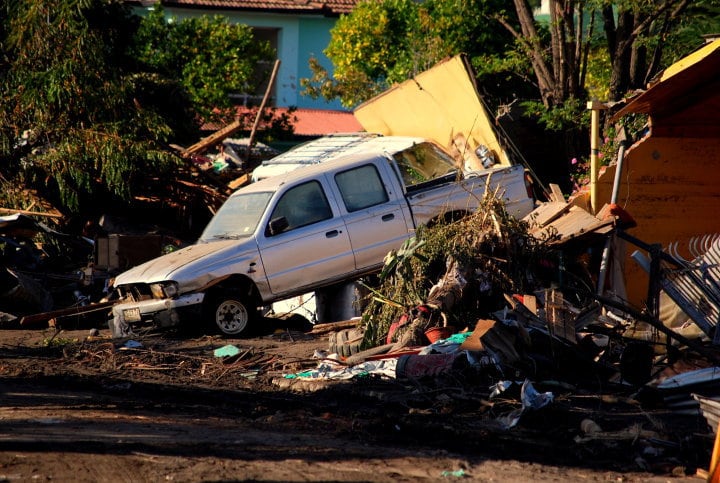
left=353, top=55, right=510, bottom=171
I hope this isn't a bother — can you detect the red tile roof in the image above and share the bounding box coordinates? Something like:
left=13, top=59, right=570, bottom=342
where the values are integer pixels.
left=153, top=0, right=357, bottom=15
left=279, top=107, right=362, bottom=136
left=203, top=107, right=363, bottom=137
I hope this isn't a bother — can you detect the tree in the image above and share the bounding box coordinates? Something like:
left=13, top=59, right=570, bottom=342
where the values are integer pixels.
left=0, top=0, right=184, bottom=214
left=301, top=0, right=719, bottom=192
left=129, top=6, right=275, bottom=123
left=0, top=0, right=275, bottom=217
left=498, top=1, right=713, bottom=107
left=301, top=0, right=513, bottom=109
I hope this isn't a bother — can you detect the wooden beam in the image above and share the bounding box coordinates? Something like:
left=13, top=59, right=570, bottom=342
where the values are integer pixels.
left=246, top=59, right=281, bottom=160
left=182, top=119, right=244, bottom=158
left=20, top=300, right=117, bottom=326
left=0, top=208, right=63, bottom=219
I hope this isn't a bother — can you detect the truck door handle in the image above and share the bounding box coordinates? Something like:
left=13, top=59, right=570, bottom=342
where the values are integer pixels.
left=247, top=262, right=256, bottom=274
left=382, top=214, right=395, bottom=222
left=326, top=230, right=340, bottom=238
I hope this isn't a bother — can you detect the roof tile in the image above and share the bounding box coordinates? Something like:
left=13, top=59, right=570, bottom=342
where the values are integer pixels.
left=157, top=0, right=356, bottom=14
left=281, top=107, right=362, bottom=136
left=203, top=107, right=363, bottom=137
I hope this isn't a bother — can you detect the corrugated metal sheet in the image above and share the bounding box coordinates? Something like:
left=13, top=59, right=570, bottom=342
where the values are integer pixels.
left=693, top=394, right=720, bottom=433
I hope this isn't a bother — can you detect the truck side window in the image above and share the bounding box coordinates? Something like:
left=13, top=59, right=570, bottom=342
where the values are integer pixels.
left=335, top=165, right=389, bottom=212
left=268, top=181, right=333, bottom=234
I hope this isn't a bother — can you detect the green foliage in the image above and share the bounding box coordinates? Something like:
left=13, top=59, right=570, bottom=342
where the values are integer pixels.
left=584, top=49, right=612, bottom=101
left=129, top=6, right=275, bottom=122
left=42, top=336, right=79, bottom=348
left=362, top=192, right=543, bottom=347
left=660, top=0, right=720, bottom=65
left=302, top=0, right=513, bottom=108
left=0, top=0, right=275, bottom=217
left=520, top=97, right=591, bottom=132
left=0, top=0, right=184, bottom=214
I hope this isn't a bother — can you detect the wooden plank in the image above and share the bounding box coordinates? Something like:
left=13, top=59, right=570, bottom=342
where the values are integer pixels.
left=183, top=119, right=243, bottom=158
left=545, top=289, right=575, bottom=343
left=522, top=294, right=537, bottom=315
left=0, top=208, right=63, bottom=219
left=549, top=183, right=565, bottom=203
left=245, top=60, right=281, bottom=159
left=529, top=206, right=613, bottom=244
left=309, top=319, right=361, bottom=335
left=522, top=201, right=570, bottom=227
left=20, top=300, right=117, bottom=326
left=227, top=173, right=250, bottom=191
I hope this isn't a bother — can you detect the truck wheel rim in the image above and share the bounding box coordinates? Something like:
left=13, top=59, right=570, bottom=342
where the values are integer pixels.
left=216, top=300, right=248, bottom=334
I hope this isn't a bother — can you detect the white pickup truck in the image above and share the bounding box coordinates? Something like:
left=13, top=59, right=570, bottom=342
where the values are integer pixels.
left=109, top=140, right=534, bottom=337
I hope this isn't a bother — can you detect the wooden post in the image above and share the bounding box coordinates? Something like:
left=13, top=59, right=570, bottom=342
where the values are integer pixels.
left=587, top=100, right=607, bottom=215
left=246, top=59, right=281, bottom=162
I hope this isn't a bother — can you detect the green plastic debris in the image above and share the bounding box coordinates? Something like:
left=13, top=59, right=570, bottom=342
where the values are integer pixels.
left=441, top=469, right=466, bottom=478
left=446, top=333, right=471, bottom=344
left=284, top=370, right=316, bottom=379
left=214, top=344, right=241, bottom=358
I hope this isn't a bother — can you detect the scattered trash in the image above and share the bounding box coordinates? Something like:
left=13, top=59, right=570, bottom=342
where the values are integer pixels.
left=214, top=344, right=241, bottom=358
left=440, top=469, right=466, bottom=478
left=122, top=340, right=143, bottom=350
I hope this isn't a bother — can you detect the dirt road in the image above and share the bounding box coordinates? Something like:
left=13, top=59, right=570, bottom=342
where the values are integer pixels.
left=0, top=317, right=711, bottom=482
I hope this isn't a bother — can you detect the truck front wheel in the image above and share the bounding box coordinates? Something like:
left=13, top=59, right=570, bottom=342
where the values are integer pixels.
left=205, top=292, right=256, bottom=336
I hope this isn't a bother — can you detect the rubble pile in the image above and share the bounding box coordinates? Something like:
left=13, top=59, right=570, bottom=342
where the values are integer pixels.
left=269, top=193, right=720, bottom=477
left=361, top=188, right=548, bottom=351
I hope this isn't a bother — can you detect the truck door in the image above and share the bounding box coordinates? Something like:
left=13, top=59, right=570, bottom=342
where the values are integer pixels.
left=332, top=162, right=413, bottom=271
left=260, top=180, right=354, bottom=296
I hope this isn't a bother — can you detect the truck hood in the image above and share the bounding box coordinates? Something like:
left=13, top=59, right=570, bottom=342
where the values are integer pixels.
left=113, top=238, right=254, bottom=287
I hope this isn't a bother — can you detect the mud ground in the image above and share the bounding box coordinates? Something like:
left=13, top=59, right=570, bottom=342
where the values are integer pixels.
left=0, top=314, right=713, bottom=482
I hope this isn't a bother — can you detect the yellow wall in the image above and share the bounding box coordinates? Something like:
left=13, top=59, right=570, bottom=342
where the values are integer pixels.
left=595, top=134, right=720, bottom=305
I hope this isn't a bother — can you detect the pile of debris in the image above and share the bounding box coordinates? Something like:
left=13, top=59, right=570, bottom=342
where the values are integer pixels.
left=273, top=189, right=720, bottom=477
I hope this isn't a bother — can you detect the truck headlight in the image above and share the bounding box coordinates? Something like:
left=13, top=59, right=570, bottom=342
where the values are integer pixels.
left=150, top=282, right=178, bottom=299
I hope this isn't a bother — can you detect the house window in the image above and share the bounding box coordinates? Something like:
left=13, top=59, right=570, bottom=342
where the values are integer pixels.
left=229, top=27, right=279, bottom=107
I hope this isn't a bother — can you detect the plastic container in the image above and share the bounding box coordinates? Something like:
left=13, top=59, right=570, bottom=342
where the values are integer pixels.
left=424, top=327, right=452, bottom=343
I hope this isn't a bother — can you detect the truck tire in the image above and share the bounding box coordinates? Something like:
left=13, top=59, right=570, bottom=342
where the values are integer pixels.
left=328, top=327, right=364, bottom=357
left=205, top=292, right=257, bottom=337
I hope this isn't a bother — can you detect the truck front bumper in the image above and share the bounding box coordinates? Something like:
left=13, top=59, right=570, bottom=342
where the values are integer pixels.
left=109, top=292, right=205, bottom=338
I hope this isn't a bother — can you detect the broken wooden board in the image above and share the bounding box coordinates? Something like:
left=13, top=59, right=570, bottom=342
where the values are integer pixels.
left=528, top=205, right=614, bottom=245
left=544, top=289, right=576, bottom=343
left=182, top=119, right=243, bottom=158
left=227, top=173, right=250, bottom=191
left=523, top=201, right=571, bottom=227
left=20, top=300, right=117, bottom=327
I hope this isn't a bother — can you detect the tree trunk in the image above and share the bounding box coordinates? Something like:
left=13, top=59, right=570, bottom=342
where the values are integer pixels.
left=604, top=0, right=691, bottom=101
left=607, top=10, right=634, bottom=101
left=511, top=0, right=558, bottom=106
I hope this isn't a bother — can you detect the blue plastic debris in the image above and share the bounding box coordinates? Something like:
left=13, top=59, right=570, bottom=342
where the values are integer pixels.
left=121, top=340, right=143, bottom=350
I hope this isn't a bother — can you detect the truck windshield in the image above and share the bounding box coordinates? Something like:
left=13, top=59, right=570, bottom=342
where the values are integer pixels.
left=392, top=142, right=458, bottom=187
left=199, top=192, right=273, bottom=242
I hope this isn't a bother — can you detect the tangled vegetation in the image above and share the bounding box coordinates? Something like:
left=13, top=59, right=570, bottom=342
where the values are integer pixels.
left=361, top=190, right=558, bottom=348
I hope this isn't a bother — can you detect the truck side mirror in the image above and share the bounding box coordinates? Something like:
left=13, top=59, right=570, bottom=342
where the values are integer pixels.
left=268, top=216, right=289, bottom=236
